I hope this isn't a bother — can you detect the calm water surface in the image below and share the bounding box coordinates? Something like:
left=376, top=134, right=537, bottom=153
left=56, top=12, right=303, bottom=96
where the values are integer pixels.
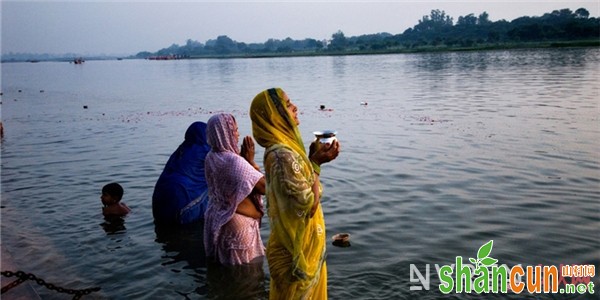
left=1, top=48, right=599, bottom=299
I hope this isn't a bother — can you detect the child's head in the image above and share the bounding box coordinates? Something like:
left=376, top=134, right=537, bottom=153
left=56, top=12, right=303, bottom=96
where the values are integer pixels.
left=101, top=182, right=124, bottom=205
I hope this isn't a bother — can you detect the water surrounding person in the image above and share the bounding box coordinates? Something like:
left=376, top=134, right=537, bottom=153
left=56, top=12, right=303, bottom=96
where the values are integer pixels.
left=1, top=49, right=598, bottom=299
left=319, top=104, right=333, bottom=111
left=250, top=88, right=341, bottom=299
left=101, top=182, right=131, bottom=216
left=152, top=121, right=210, bottom=225
left=203, top=113, right=266, bottom=265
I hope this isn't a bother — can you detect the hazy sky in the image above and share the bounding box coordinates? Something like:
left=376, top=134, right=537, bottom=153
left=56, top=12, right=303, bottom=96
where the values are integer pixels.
left=2, top=1, right=598, bottom=56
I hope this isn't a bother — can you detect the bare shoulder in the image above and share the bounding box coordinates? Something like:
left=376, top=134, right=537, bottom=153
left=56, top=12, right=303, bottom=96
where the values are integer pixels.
left=120, top=203, right=132, bottom=213
left=103, top=203, right=131, bottom=216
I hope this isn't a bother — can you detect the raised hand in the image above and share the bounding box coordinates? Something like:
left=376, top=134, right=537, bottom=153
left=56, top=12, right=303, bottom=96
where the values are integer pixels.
left=241, top=136, right=260, bottom=171
left=309, top=139, right=341, bottom=166
left=240, top=136, right=255, bottom=162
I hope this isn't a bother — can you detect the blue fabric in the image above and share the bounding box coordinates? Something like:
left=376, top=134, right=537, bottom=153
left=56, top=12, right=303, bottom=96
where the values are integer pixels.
left=153, top=122, right=210, bottom=225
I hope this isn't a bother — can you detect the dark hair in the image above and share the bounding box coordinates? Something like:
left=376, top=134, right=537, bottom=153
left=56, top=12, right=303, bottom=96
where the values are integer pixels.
left=102, top=182, right=124, bottom=200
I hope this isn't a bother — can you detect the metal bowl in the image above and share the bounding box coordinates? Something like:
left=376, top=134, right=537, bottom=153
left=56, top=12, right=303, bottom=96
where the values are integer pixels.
left=313, top=130, right=337, bottom=144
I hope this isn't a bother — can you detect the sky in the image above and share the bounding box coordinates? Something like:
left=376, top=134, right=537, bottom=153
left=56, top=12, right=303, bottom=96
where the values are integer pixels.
left=1, top=0, right=599, bottom=56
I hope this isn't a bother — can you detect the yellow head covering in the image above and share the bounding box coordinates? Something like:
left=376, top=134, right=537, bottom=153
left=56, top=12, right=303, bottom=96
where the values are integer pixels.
left=250, top=88, right=306, bottom=158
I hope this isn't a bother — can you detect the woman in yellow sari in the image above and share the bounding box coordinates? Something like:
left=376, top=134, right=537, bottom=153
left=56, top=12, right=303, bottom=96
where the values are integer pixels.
left=250, top=88, right=340, bottom=299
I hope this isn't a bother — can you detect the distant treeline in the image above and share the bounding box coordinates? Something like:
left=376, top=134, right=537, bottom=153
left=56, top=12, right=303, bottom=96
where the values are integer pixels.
left=137, top=7, right=599, bottom=59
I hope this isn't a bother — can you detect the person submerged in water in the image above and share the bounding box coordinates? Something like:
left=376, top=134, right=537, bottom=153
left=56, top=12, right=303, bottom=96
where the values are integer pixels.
left=101, top=182, right=131, bottom=217
left=203, top=113, right=266, bottom=265
left=319, top=105, right=334, bottom=111
left=250, top=88, right=340, bottom=299
left=152, top=121, right=211, bottom=225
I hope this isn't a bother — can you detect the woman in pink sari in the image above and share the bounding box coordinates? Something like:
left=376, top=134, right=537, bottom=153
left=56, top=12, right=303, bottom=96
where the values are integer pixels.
left=204, top=113, right=266, bottom=265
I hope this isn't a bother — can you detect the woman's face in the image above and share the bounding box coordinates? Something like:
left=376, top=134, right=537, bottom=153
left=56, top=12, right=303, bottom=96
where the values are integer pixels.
left=233, top=119, right=240, bottom=145
left=282, top=92, right=300, bottom=125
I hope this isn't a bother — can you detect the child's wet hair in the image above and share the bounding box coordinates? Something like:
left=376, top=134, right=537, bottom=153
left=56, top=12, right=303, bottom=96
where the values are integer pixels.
left=102, top=182, right=124, bottom=200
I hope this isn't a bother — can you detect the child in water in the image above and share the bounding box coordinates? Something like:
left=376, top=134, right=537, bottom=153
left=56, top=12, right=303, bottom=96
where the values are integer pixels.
left=101, top=182, right=131, bottom=216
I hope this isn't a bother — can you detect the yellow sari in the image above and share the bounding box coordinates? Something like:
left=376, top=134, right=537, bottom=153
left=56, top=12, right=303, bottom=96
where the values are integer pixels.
left=250, top=88, right=327, bottom=300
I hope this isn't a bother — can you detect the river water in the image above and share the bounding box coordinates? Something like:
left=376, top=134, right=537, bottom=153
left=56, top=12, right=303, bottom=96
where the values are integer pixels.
left=1, top=48, right=599, bottom=299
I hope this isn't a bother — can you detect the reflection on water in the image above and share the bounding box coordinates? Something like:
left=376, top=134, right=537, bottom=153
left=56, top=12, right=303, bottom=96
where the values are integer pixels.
left=154, top=222, right=268, bottom=299
left=100, top=216, right=127, bottom=235
left=154, top=223, right=207, bottom=270
left=206, top=260, right=268, bottom=300
left=1, top=48, right=598, bottom=299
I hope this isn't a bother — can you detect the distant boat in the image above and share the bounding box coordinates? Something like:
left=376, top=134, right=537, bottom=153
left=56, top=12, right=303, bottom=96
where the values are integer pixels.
left=73, top=57, right=85, bottom=64
left=147, top=55, right=182, bottom=60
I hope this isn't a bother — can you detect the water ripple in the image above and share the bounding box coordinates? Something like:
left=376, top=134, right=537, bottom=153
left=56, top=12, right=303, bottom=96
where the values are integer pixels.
left=2, top=48, right=599, bottom=299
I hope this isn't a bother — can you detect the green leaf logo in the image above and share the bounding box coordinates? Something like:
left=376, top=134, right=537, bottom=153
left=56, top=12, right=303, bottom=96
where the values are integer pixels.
left=471, top=240, right=497, bottom=271
left=481, top=257, right=498, bottom=267
left=477, top=240, right=493, bottom=260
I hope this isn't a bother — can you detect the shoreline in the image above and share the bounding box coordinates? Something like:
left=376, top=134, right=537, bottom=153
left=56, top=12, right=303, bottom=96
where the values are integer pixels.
left=182, top=40, right=600, bottom=60
left=2, top=40, right=598, bottom=63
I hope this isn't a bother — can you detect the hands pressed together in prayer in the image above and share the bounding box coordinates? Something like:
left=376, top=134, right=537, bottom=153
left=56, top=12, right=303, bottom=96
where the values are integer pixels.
left=238, top=135, right=265, bottom=219
left=241, top=135, right=260, bottom=171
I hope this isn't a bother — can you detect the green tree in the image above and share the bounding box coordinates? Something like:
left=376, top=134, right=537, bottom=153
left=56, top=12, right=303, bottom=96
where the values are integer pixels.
left=263, top=39, right=278, bottom=52
left=214, top=35, right=237, bottom=54
left=138, top=6, right=599, bottom=59
left=575, top=8, right=590, bottom=18
left=457, top=14, right=477, bottom=26
left=181, top=39, right=204, bottom=56
left=329, top=30, right=347, bottom=51
left=156, top=43, right=180, bottom=56
left=478, top=12, right=491, bottom=25
left=416, top=9, right=453, bottom=31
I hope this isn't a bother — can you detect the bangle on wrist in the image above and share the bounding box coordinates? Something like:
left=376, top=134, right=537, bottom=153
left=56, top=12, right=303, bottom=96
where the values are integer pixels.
left=310, top=160, right=321, bottom=176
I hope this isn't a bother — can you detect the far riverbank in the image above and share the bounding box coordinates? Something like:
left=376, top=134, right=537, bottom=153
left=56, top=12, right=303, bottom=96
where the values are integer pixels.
left=181, top=40, right=600, bottom=60
left=2, top=40, right=598, bottom=63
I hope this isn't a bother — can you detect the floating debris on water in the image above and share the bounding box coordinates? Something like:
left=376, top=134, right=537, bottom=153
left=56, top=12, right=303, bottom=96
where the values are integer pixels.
left=332, top=233, right=351, bottom=247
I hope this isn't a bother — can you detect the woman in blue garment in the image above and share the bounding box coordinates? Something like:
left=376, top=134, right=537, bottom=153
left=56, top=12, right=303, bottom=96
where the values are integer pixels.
left=153, top=122, right=211, bottom=225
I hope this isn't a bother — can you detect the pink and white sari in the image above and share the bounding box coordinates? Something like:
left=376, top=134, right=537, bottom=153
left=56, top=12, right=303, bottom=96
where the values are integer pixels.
left=204, top=113, right=265, bottom=265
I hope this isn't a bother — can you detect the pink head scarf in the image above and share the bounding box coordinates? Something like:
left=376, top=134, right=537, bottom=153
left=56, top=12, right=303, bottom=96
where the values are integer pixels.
left=206, top=113, right=239, bottom=153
